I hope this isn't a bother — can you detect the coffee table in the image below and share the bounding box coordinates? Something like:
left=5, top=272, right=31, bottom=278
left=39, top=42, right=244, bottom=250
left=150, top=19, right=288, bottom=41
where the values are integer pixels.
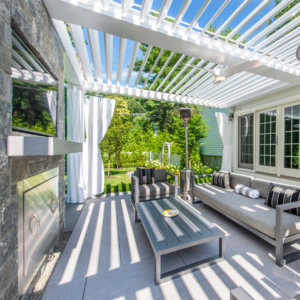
left=136, top=197, right=225, bottom=284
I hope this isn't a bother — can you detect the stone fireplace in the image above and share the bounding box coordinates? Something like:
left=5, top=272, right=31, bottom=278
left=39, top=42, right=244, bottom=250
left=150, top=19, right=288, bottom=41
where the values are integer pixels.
left=0, top=1, right=66, bottom=299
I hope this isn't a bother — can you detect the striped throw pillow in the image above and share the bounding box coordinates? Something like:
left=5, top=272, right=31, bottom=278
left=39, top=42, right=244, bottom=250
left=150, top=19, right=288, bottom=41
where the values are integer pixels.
left=212, top=171, right=230, bottom=189
left=136, top=168, right=155, bottom=185
left=264, top=183, right=300, bottom=216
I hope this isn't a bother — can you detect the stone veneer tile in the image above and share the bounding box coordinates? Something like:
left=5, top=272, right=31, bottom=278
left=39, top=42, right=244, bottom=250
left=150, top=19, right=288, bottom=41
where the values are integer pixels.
left=0, top=41, right=11, bottom=75
left=0, top=173, right=10, bottom=207
left=0, top=99, right=11, bottom=137
left=0, top=201, right=17, bottom=240
left=0, top=155, right=9, bottom=172
left=0, top=252, right=17, bottom=297
left=0, top=276, right=18, bottom=300
left=0, top=228, right=17, bottom=269
left=11, top=157, right=29, bottom=183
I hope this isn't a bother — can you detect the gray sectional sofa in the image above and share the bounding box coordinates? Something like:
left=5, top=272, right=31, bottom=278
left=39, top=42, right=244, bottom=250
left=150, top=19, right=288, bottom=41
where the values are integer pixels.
left=131, top=169, right=178, bottom=222
left=192, top=172, right=300, bottom=266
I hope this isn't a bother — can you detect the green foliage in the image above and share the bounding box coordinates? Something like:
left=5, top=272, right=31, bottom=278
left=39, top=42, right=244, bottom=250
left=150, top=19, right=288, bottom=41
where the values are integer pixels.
left=104, top=182, right=131, bottom=193
left=12, top=80, right=56, bottom=135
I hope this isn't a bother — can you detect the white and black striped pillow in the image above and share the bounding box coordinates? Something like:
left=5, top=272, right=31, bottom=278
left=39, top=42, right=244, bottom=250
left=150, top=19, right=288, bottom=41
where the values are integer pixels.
left=264, top=183, right=300, bottom=216
left=136, top=167, right=155, bottom=185
left=212, top=171, right=230, bottom=189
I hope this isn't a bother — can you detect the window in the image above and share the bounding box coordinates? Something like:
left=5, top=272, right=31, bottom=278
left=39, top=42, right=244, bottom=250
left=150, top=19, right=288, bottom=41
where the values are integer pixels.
left=259, top=110, right=276, bottom=167
left=238, top=114, right=253, bottom=169
left=237, top=101, right=300, bottom=178
left=284, top=104, right=300, bottom=170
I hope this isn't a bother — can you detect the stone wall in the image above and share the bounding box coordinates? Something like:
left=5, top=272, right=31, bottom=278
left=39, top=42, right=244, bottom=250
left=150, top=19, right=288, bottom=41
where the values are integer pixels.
left=0, top=1, right=65, bottom=299
left=202, top=155, right=222, bottom=170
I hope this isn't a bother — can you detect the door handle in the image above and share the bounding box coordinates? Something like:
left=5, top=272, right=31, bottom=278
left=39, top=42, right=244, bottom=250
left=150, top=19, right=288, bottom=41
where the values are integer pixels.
left=276, top=135, right=278, bottom=145
left=50, top=196, right=58, bottom=213
left=29, top=214, right=40, bottom=236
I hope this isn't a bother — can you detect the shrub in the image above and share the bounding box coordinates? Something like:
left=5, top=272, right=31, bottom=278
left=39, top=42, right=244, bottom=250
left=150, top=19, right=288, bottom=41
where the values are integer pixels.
left=104, top=182, right=131, bottom=193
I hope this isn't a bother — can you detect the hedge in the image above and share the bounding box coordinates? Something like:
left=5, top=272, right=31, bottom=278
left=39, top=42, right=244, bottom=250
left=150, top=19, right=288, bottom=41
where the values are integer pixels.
left=103, top=162, right=145, bottom=168
left=104, top=182, right=131, bottom=193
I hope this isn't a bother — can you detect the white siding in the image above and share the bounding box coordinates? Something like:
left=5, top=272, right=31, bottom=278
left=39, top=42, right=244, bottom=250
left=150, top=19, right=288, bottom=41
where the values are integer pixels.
left=200, top=107, right=229, bottom=156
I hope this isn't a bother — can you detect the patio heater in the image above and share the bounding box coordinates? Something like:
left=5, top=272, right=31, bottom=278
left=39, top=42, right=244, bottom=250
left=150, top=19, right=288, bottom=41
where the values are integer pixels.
left=170, top=108, right=201, bottom=200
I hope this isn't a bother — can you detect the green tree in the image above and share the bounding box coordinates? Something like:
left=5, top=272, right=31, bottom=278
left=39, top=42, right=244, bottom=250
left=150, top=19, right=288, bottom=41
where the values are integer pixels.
left=100, top=98, right=132, bottom=176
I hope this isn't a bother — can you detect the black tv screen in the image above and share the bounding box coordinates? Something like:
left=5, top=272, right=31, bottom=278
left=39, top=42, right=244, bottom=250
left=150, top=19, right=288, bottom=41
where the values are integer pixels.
left=12, top=80, right=57, bottom=136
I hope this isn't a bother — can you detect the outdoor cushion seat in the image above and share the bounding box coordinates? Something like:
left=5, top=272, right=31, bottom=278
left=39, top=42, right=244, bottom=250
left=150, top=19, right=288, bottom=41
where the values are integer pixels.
left=193, top=182, right=300, bottom=239
left=139, top=181, right=175, bottom=198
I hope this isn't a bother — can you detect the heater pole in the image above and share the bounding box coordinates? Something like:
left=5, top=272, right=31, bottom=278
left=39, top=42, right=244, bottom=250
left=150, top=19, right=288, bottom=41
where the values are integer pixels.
left=184, top=121, right=188, bottom=169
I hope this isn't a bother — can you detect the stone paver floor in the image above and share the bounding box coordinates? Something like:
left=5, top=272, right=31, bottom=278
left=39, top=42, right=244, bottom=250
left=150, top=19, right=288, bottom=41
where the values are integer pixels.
left=42, top=195, right=300, bottom=300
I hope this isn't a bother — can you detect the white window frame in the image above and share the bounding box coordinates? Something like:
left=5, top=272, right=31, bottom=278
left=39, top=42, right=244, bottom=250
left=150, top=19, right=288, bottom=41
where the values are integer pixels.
left=235, top=95, right=300, bottom=179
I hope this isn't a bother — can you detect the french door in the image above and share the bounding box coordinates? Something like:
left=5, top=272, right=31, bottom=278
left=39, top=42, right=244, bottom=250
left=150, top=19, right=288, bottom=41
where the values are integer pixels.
left=255, top=107, right=279, bottom=175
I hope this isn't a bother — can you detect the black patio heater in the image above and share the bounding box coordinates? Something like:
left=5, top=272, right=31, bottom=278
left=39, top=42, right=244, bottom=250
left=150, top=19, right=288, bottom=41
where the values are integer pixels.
left=170, top=107, right=201, bottom=200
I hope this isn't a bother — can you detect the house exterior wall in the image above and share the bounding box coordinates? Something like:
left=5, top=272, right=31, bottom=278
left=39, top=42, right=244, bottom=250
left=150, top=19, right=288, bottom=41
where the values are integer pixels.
left=200, top=107, right=229, bottom=169
left=0, top=1, right=65, bottom=299
left=231, top=84, right=300, bottom=185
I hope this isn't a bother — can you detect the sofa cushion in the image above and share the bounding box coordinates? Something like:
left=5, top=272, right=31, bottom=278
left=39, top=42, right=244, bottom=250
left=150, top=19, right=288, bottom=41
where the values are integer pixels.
left=265, top=183, right=300, bottom=216
left=230, top=173, right=254, bottom=189
left=155, top=169, right=167, bottom=182
left=212, top=171, right=230, bottom=189
left=251, top=178, right=300, bottom=199
left=193, top=183, right=300, bottom=239
left=139, top=181, right=174, bottom=198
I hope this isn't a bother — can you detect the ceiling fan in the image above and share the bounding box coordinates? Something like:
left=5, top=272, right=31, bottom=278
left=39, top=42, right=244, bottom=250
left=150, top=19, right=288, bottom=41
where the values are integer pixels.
left=185, top=55, right=262, bottom=85
left=296, top=45, right=300, bottom=61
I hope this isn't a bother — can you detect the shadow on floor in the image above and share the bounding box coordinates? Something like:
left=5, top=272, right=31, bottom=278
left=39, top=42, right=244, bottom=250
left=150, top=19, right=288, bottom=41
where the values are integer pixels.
left=64, top=202, right=85, bottom=232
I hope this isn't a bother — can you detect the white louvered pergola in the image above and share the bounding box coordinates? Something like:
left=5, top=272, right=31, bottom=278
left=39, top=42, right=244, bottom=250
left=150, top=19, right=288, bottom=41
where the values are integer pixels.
left=41, top=0, right=300, bottom=108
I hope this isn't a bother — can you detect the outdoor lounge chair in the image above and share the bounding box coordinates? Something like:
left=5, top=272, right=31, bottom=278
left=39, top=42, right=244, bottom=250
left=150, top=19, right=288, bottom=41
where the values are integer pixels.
left=131, top=169, right=178, bottom=222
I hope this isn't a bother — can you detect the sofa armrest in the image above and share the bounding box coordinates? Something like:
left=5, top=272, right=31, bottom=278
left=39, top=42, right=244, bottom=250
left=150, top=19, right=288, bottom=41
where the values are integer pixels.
left=131, top=175, right=139, bottom=204
left=166, top=172, right=178, bottom=197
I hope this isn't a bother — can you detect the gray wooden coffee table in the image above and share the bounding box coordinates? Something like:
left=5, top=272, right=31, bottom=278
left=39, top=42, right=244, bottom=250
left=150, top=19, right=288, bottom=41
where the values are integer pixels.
left=136, top=197, right=225, bottom=284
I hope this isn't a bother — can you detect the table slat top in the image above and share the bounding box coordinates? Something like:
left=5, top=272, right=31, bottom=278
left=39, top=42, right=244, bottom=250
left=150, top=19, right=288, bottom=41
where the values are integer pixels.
left=136, top=197, right=224, bottom=254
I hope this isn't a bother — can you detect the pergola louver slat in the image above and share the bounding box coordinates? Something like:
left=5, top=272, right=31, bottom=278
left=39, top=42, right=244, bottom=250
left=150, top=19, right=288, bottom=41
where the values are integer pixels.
left=185, top=0, right=211, bottom=35
left=171, top=0, right=193, bottom=32
left=199, top=0, right=231, bottom=38
left=245, top=3, right=300, bottom=51
left=140, top=0, right=154, bottom=20
left=156, top=54, right=186, bottom=92
left=116, top=37, right=127, bottom=88
left=149, top=52, right=175, bottom=90
left=125, top=41, right=140, bottom=88
left=104, top=33, right=113, bottom=87
left=134, top=45, right=153, bottom=88
left=163, top=57, right=196, bottom=92
left=88, top=28, right=103, bottom=85
left=213, top=0, right=250, bottom=37
left=69, top=24, right=94, bottom=84
left=225, top=0, right=273, bottom=42
left=234, top=0, right=295, bottom=48
left=52, top=20, right=84, bottom=85
left=156, top=0, right=173, bottom=26
left=122, top=0, right=134, bottom=14
left=142, top=48, right=164, bottom=88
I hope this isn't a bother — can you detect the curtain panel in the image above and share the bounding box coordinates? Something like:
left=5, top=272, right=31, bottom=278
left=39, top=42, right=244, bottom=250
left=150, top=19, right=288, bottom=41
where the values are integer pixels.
left=67, top=86, right=85, bottom=203
left=84, top=97, right=115, bottom=198
left=215, top=112, right=232, bottom=172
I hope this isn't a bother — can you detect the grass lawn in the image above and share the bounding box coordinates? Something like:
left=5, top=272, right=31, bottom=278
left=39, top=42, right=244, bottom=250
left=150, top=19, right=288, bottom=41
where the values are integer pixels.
left=104, top=167, right=135, bottom=186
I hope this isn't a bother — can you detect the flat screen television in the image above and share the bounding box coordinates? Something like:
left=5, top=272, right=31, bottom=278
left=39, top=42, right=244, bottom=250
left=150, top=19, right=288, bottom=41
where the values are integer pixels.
left=12, top=79, right=57, bottom=136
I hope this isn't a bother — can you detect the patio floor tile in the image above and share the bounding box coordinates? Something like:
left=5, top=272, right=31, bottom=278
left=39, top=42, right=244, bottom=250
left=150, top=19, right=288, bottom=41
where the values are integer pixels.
left=42, top=197, right=300, bottom=300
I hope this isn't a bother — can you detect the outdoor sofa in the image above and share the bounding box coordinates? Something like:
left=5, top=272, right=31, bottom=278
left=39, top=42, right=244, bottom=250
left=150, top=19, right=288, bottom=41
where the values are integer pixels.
left=131, top=169, right=178, bottom=222
left=192, top=172, right=300, bottom=266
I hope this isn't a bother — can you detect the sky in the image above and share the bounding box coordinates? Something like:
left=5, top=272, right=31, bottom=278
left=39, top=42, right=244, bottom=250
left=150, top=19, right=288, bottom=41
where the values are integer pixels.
left=80, top=0, right=278, bottom=88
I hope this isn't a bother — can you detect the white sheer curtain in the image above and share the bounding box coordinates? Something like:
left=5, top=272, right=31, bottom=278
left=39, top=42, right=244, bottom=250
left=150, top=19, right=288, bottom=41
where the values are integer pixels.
left=215, top=112, right=232, bottom=172
left=46, top=91, right=57, bottom=125
left=66, top=86, right=85, bottom=203
left=84, top=96, right=115, bottom=198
